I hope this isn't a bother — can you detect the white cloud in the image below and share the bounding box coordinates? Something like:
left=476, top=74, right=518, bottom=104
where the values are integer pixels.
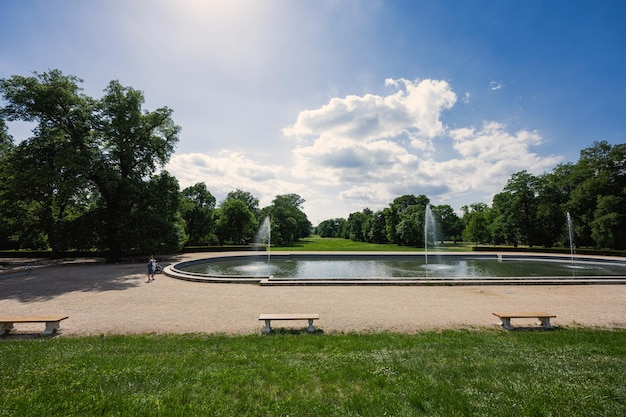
left=490, top=80, right=503, bottom=91
left=166, top=151, right=309, bottom=207
left=168, top=78, right=562, bottom=222
left=283, top=81, right=563, bottom=218
left=285, top=78, right=457, bottom=143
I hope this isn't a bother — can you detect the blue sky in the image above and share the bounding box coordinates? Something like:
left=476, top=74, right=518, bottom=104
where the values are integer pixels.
left=2, top=0, right=625, bottom=223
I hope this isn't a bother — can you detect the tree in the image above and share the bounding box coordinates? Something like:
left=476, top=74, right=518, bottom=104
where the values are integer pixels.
left=0, top=70, right=181, bottom=259
left=180, top=182, right=216, bottom=245
left=216, top=198, right=257, bottom=245
left=462, top=203, right=491, bottom=246
left=384, top=194, right=429, bottom=244
left=260, top=194, right=311, bottom=245
left=366, top=210, right=388, bottom=244
left=591, top=195, right=626, bottom=249
left=534, top=168, right=573, bottom=247
left=396, top=204, right=426, bottom=246
left=433, top=204, right=462, bottom=243
left=0, top=119, right=11, bottom=154
left=567, top=141, right=626, bottom=248
left=92, top=80, right=180, bottom=259
left=0, top=70, right=95, bottom=254
left=491, top=171, right=540, bottom=247
left=347, top=211, right=368, bottom=242
left=0, top=119, right=15, bottom=249
left=316, top=218, right=347, bottom=238
left=225, top=189, right=259, bottom=218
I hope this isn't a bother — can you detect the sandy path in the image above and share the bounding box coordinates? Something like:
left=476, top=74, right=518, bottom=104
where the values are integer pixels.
left=1, top=254, right=625, bottom=336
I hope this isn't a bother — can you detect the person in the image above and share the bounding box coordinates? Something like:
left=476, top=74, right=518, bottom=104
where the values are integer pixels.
left=146, top=257, right=156, bottom=283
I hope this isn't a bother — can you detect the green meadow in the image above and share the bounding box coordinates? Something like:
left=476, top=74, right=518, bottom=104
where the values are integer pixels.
left=1, top=329, right=625, bottom=416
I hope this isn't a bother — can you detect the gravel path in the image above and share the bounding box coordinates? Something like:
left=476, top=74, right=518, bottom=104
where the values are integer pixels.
left=1, top=253, right=625, bottom=336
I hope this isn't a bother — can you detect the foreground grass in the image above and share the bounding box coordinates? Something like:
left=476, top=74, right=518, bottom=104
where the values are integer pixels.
left=2, top=329, right=625, bottom=416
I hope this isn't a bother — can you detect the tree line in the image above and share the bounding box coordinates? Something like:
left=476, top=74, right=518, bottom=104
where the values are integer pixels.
left=316, top=140, right=626, bottom=251
left=0, top=70, right=310, bottom=260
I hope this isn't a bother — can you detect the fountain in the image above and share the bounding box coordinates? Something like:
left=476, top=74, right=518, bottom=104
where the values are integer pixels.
left=424, top=204, right=442, bottom=267
left=566, top=212, right=576, bottom=270
left=255, top=216, right=271, bottom=267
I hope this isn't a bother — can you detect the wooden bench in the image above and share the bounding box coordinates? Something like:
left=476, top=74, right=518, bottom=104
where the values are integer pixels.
left=259, top=314, right=319, bottom=334
left=493, top=312, right=555, bottom=330
left=0, top=316, right=69, bottom=335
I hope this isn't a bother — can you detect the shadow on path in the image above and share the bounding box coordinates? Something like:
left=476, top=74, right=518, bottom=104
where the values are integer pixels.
left=0, top=260, right=149, bottom=302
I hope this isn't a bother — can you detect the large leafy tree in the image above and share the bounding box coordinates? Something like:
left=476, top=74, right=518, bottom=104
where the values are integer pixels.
left=461, top=203, right=491, bottom=246
left=259, top=194, right=311, bottom=245
left=384, top=194, right=430, bottom=244
left=216, top=198, right=257, bottom=245
left=127, top=172, right=186, bottom=254
left=0, top=119, right=16, bottom=249
left=433, top=204, right=462, bottom=243
left=225, top=189, right=259, bottom=217
left=365, top=210, right=388, bottom=244
left=0, top=70, right=181, bottom=259
left=91, top=80, right=180, bottom=259
left=491, top=171, right=540, bottom=247
left=180, top=182, right=217, bottom=246
left=0, top=71, right=95, bottom=254
left=566, top=141, right=626, bottom=248
left=395, top=204, right=426, bottom=246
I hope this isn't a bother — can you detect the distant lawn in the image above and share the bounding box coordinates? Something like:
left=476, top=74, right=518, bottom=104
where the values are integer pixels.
left=1, top=329, right=625, bottom=416
left=276, top=236, right=473, bottom=252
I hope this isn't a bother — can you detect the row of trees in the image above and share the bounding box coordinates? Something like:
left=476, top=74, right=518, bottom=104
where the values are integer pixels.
left=463, top=140, right=626, bottom=249
left=316, top=196, right=463, bottom=247
left=180, top=186, right=310, bottom=248
left=0, top=70, right=310, bottom=260
left=317, top=141, right=626, bottom=250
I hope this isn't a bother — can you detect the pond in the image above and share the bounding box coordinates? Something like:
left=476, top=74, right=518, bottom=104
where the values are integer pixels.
left=168, top=253, right=626, bottom=284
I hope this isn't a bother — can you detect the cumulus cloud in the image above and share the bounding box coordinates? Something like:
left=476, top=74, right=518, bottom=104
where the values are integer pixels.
left=282, top=78, right=562, bottom=217
left=284, top=78, right=456, bottom=143
left=168, top=77, right=562, bottom=221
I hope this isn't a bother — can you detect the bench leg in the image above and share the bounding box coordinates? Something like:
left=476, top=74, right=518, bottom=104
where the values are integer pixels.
left=262, top=320, right=272, bottom=334
left=499, top=317, right=514, bottom=330
left=307, top=319, right=315, bottom=333
left=0, top=322, right=14, bottom=334
left=42, top=321, right=62, bottom=335
left=537, top=317, right=553, bottom=329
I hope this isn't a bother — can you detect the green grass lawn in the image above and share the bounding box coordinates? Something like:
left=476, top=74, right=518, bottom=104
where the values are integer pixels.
left=276, top=236, right=473, bottom=252
left=2, top=329, right=625, bottom=416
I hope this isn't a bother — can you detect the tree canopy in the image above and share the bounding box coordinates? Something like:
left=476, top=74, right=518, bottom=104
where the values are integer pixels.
left=0, top=70, right=182, bottom=260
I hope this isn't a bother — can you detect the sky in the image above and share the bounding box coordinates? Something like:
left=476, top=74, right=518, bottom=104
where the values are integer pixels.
left=1, top=0, right=625, bottom=224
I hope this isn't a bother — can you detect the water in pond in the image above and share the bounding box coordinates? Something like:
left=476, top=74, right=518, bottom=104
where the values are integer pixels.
left=180, top=256, right=626, bottom=280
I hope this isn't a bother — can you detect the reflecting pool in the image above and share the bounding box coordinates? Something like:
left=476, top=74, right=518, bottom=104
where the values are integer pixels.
left=168, top=253, right=626, bottom=284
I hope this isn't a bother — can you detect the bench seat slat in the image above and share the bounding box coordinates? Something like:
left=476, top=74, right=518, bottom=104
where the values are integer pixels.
left=0, top=316, right=69, bottom=323
left=493, top=312, right=555, bottom=318
left=258, top=314, right=319, bottom=321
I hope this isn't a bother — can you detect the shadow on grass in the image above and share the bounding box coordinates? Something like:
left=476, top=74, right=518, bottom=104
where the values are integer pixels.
left=262, top=328, right=325, bottom=336
left=499, top=326, right=563, bottom=332
left=0, top=330, right=63, bottom=340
